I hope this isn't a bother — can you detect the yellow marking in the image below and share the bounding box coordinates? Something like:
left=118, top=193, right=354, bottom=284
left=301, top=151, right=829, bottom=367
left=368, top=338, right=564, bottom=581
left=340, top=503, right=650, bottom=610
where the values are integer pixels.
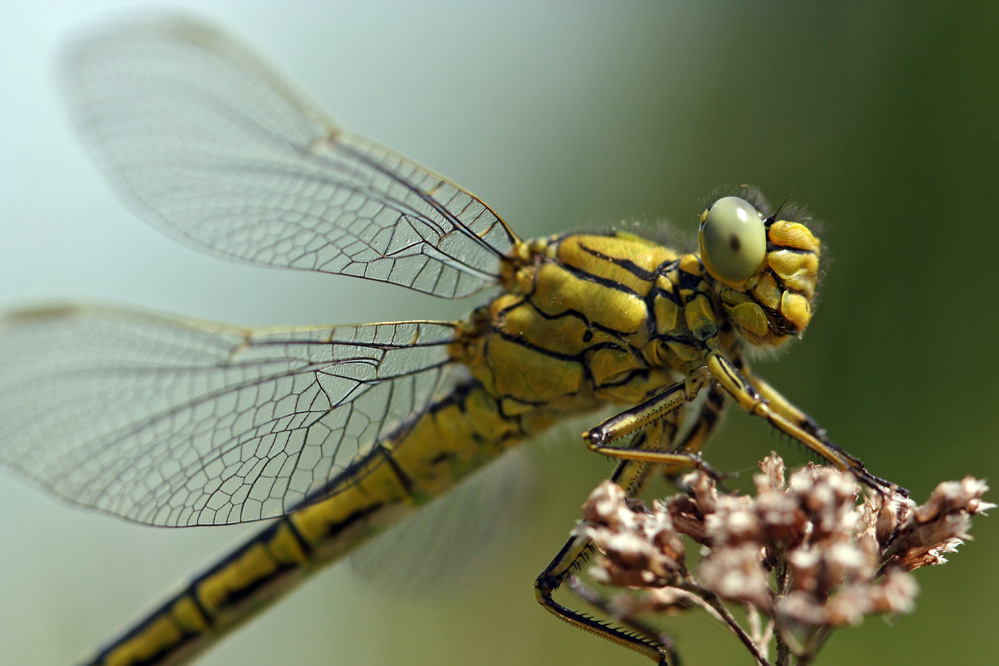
left=781, top=291, right=811, bottom=331
left=769, top=220, right=820, bottom=252
left=289, top=473, right=399, bottom=550
left=500, top=395, right=535, bottom=415
left=556, top=234, right=677, bottom=295
left=501, top=300, right=590, bottom=355
left=104, top=596, right=208, bottom=666
left=752, top=272, right=782, bottom=309
left=666, top=338, right=702, bottom=364
left=265, top=521, right=311, bottom=566
left=485, top=335, right=584, bottom=403
left=683, top=293, right=717, bottom=340
left=679, top=254, right=701, bottom=275
left=196, top=543, right=280, bottom=614
left=169, top=597, right=211, bottom=634
left=531, top=262, right=648, bottom=334
left=652, top=293, right=680, bottom=338
left=587, top=345, right=641, bottom=390
left=768, top=249, right=820, bottom=295
left=731, top=302, right=769, bottom=338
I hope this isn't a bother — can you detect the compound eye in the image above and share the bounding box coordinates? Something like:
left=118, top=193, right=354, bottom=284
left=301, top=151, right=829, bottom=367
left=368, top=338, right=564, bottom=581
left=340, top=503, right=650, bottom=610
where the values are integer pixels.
left=699, top=196, right=767, bottom=283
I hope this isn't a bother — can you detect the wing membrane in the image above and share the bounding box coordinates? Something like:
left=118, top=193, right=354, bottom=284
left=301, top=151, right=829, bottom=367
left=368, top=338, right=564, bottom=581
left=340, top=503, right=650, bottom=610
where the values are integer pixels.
left=64, top=18, right=517, bottom=298
left=0, top=306, right=458, bottom=526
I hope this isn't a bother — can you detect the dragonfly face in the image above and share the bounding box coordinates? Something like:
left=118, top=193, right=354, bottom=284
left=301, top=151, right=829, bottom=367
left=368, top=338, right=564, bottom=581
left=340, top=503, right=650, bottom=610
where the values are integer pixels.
left=699, top=194, right=821, bottom=346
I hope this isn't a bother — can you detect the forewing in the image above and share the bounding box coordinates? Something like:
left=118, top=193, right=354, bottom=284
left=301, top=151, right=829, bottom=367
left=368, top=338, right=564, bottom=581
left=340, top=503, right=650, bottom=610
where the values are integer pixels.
left=0, top=306, right=457, bottom=526
left=64, top=17, right=517, bottom=298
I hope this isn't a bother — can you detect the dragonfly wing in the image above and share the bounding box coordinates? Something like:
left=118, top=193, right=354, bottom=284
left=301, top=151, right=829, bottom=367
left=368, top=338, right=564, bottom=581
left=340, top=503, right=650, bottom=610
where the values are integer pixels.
left=64, top=17, right=517, bottom=298
left=0, top=305, right=458, bottom=526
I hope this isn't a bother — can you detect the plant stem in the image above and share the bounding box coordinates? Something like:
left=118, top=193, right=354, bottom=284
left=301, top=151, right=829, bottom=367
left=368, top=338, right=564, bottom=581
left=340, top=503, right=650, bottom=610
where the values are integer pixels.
left=684, top=581, right=773, bottom=666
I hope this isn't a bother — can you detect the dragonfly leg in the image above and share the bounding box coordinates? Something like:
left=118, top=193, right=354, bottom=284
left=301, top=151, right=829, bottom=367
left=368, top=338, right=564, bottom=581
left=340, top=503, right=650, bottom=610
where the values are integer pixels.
left=536, top=396, right=722, bottom=663
left=706, top=350, right=907, bottom=496
left=582, top=371, right=716, bottom=475
left=535, top=444, right=675, bottom=664
left=566, top=576, right=681, bottom=665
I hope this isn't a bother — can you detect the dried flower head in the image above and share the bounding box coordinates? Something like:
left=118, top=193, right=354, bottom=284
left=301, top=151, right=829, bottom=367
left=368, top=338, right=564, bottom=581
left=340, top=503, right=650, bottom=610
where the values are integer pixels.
left=872, top=476, right=994, bottom=571
left=575, top=480, right=687, bottom=587
left=574, top=454, right=990, bottom=665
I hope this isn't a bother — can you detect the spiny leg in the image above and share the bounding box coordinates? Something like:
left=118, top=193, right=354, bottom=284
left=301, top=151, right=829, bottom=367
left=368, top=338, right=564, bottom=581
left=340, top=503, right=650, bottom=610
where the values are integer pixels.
left=555, top=386, right=729, bottom=662
left=662, top=381, right=727, bottom=479
left=581, top=371, right=719, bottom=476
left=536, top=394, right=724, bottom=664
left=535, top=427, right=675, bottom=664
left=581, top=346, right=904, bottom=496
left=704, top=350, right=907, bottom=496
left=567, top=576, right=683, bottom=666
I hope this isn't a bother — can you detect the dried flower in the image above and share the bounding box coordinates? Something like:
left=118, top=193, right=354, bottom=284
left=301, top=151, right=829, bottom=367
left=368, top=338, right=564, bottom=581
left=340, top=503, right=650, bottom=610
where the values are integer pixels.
left=575, top=480, right=686, bottom=587
left=877, top=476, right=994, bottom=571
left=699, top=543, right=771, bottom=608
left=573, top=454, right=989, bottom=665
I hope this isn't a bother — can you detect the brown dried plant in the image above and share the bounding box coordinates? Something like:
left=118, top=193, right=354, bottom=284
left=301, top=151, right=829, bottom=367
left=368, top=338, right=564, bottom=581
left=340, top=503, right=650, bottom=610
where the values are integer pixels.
left=573, top=454, right=992, bottom=665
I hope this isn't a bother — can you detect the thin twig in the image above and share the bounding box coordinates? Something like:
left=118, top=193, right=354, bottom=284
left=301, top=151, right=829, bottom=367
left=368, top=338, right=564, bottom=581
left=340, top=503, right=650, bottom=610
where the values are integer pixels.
left=774, top=627, right=792, bottom=666
left=684, top=581, right=773, bottom=666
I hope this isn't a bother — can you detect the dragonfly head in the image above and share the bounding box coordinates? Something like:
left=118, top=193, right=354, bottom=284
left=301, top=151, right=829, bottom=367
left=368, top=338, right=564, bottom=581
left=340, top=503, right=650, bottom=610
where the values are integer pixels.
left=698, top=195, right=821, bottom=346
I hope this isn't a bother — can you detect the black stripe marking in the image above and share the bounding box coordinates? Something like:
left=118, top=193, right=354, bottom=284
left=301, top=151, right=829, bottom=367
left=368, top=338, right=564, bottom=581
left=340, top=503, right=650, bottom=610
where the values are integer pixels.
left=679, top=268, right=702, bottom=291
left=381, top=446, right=416, bottom=496
left=560, top=262, right=642, bottom=297
left=524, top=299, right=642, bottom=341
left=195, top=518, right=306, bottom=608
left=186, top=586, right=214, bottom=630
left=648, top=283, right=681, bottom=305
left=576, top=243, right=659, bottom=282
left=495, top=294, right=531, bottom=318
left=92, top=584, right=212, bottom=666
left=507, top=300, right=648, bottom=362
left=495, top=329, right=582, bottom=362
left=282, top=513, right=313, bottom=560
left=767, top=243, right=816, bottom=255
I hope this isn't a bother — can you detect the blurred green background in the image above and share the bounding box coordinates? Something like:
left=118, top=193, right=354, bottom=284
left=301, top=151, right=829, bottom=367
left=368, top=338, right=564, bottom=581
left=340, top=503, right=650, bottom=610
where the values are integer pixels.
left=1, top=2, right=996, bottom=665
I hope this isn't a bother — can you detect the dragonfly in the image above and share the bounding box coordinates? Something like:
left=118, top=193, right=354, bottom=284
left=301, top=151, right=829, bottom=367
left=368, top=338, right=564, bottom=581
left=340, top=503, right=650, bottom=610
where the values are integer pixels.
left=0, top=16, right=902, bottom=666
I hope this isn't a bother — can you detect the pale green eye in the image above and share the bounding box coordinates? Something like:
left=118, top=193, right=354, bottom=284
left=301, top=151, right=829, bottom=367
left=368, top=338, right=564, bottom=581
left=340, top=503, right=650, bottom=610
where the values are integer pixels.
left=699, top=196, right=767, bottom=283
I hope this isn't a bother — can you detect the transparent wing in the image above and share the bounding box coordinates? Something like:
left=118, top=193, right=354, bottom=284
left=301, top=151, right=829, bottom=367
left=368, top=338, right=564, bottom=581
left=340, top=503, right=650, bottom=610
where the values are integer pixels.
left=0, top=305, right=458, bottom=526
left=64, top=17, right=517, bottom=299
